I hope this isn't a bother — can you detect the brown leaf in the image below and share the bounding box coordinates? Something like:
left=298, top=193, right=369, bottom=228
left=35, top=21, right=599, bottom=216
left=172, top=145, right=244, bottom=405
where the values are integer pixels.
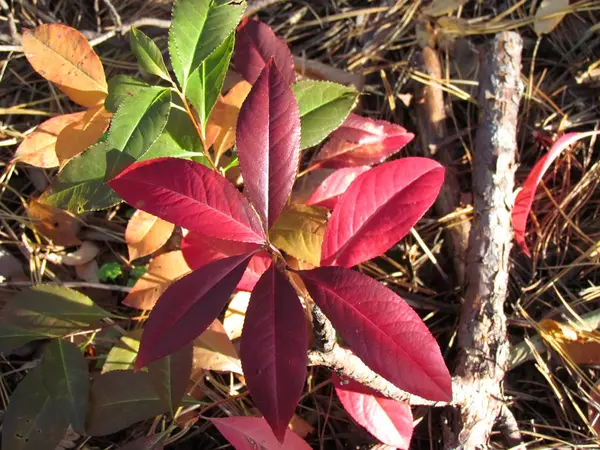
left=55, top=105, right=112, bottom=166
left=192, top=319, right=242, bottom=374
left=125, top=210, right=174, bottom=261
left=289, top=415, right=315, bottom=439
left=534, top=0, right=569, bottom=35
left=206, top=80, right=252, bottom=160
left=57, top=241, right=100, bottom=266
left=14, top=112, right=84, bottom=168
left=27, top=197, right=81, bottom=247
left=22, top=24, right=107, bottom=107
left=223, top=291, right=250, bottom=340
left=538, top=318, right=600, bottom=365
left=74, top=260, right=99, bottom=282
left=124, top=251, right=190, bottom=310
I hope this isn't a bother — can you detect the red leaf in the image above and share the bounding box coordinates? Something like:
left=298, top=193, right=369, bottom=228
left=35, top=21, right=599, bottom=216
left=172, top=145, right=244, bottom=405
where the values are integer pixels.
left=333, top=373, right=413, bottom=449
left=234, top=18, right=296, bottom=85
left=237, top=59, right=301, bottom=230
left=135, top=253, right=253, bottom=369
left=306, top=166, right=370, bottom=209
left=210, top=416, right=311, bottom=450
left=312, top=114, right=414, bottom=169
left=512, top=131, right=600, bottom=257
left=180, top=232, right=270, bottom=291
left=321, top=158, right=444, bottom=267
left=240, top=265, right=307, bottom=442
left=109, top=158, right=266, bottom=244
left=300, top=266, right=452, bottom=401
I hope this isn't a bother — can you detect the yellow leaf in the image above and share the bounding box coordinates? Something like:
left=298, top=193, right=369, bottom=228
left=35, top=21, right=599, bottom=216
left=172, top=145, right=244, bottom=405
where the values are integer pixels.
left=206, top=80, right=252, bottom=160
left=192, top=319, right=242, bottom=374
left=534, top=0, right=569, bottom=35
left=270, top=203, right=328, bottom=266
left=423, top=0, right=469, bottom=17
left=22, top=24, right=108, bottom=107
left=538, top=318, right=600, bottom=365
left=223, top=291, right=250, bottom=340
left=14, top=112, right=85, bottom=168
left=124, top=251, right=191, bottom=310
left=55, top=105, right=112, bottom=166
left=27, top=197, right=82, bottom=247
left=125, top=210, right=175, bottom=261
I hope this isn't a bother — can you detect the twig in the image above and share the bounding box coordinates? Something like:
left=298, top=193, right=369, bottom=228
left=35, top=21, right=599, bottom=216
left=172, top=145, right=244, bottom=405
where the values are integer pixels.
left=449, top=31, right=524, bottom=449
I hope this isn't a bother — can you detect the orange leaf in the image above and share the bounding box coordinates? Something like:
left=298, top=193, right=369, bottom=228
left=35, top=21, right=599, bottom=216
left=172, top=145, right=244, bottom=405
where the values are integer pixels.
left=538, top=319, right=600, bottom=365
left=124, top=251, right=190, bottom=310
left=206, top=80, right=252, bottom=159
left=192, top=319, right=242, bottom=374
left=27, top=197, right=82, bottom=247
left=14, top=112, right=85, bottom=168
left=55, top=105, right=112, bottom=166
left=125, top=210, right=175, bottom=261
left=22, top=24, right=108, bottom=107
left=223, top=291, right=250, bottom=340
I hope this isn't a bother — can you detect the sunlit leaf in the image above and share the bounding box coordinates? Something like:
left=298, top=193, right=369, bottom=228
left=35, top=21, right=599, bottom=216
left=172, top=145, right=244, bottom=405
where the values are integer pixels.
left=291, top=80, right=358, bottom=149
left=270, top=203, right=328, bottom=266
left=305, top=166, right=370, bottom=210
left=300, top=266, right=452, bottom=401
left=135, top=253, right=253, bottom=369
left=234, top=17, right=296, bottom=85
left=130, top=28, right=171, bottom=81
left=109, top=158, right=266, bottom=244
left=42, top=340, right=89, bottom=433
left=512, top=131, right=600, bottom=257
left=237, top=59, right=301, bottom=229
left=333, top=373, right=413, bottom=449
left=148, top=343, right=193, bottom=414
left=104, top=76, right=149, bottom=113
left=126, top=210, right=174, bottom=261
left=534, top=0, right=569, bottom=35
left=321, top=158, right=444, bottom=267
left=124, top=250, right=191, bottom=310
left=240, top=265, right=308, bottom=441
left=27, top=197, right=81, bottom=247
left=538, top=318, right=600, bottom=365
left=223, top=291, right=250, bottom=340
left=192, top=319, right=242, bottom=374
left=22, top=24, right=107, bottom=107
left=2, top=366, right=70, bottom=450
left=102, top=329, right=143, bottom=373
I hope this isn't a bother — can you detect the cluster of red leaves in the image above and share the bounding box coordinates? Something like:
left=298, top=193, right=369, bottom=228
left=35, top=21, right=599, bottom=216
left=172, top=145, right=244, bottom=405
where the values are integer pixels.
left=108, top=17, right=451, bottom=446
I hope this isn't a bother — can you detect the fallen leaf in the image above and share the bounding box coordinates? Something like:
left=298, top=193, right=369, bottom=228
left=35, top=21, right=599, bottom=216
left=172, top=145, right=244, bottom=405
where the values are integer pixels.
left=423, top=0, right=469, bottom=17
left=55, top=105, right=112, bottom=166
left=125, top=210, right=175, bottom=261
left=57, top=241, right=100, bottom=266
left=534, top=0, right=569, bottom=35
left=289, top=415, right=314, bottom=439
left=14, top=112, right=84, bottom=168
left=74, top=260, right=99, bottom=282
left=206, top=80, right=252, bottom=160
left=192, top=319, right=242, bottom=374
left=538, top=318, right=600, bottom=365
left=22, top=24, right=108, bottom=107
left=27, top=197, right=81, bottom=247
left=123, top=251, right=191, bottom=310
left=223, top=291, right=250, bottom=340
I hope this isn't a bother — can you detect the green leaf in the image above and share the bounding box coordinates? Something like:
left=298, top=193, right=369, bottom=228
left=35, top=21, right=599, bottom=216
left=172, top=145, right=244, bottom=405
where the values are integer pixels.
left=1, top=285, right=114, bottom=336
left=106, top=87, right=171, bottom=178
left=130, top=28, right=171, bottom=81
left=40, top=142, right=122, bottom=213
left=86, top=370, right=168, bottom=436
left=97, top=262, right=123, bottom=282
left=42, top=340, right=89, bottom=434
left=105, top=75, right=150, bottom=113
left=102, top=329, right=142, bottom=373
left=2, top=366, right=70, bottom=450
left=169, top=0, right=245, bottom=90
left=270, top=203, right=328, bottom=266
left=148, top=343, right=193, bottom=415
left=0, top=323, right=49, bottom=354
left=292, top=80, right=359, bottom=149
left=185, top=32, right=235, bottom=131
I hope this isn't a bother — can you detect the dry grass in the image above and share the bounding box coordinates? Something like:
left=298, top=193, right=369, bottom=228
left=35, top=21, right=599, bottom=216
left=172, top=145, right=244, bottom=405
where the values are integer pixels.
left=1, top=0, right=600, bottom=448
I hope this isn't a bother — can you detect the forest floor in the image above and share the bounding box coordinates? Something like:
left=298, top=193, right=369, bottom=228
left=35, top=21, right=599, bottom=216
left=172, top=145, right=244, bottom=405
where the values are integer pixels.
left=1, top=0, right=600, bottom=449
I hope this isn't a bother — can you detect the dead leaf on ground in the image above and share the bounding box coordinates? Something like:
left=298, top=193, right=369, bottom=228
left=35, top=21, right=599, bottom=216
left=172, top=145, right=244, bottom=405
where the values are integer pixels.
left=27, top=197, right=81, bottom=247
left=75, top=260, right=99, bottom=282
left=14, top=112, right=84, bottom=168
left=223, top=291, right=251, bottom=340
left=125, top=210, right=175, bottom=261
left=124, top=251, right=191, bottom=310
left=534, top=0, right=569, bottom=35
left=423, top=0, right=469, bottom=17
left=538, top=318, right=600, bottom=365
left=55, top=105, right=112, bottom=166
left=0, top=247, right=25, bottom=282
left=289, top=414, right=315, bottom=438
left=192, top=319, right=242, bottom=375
left=54, top=241, right=100, bottom=266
